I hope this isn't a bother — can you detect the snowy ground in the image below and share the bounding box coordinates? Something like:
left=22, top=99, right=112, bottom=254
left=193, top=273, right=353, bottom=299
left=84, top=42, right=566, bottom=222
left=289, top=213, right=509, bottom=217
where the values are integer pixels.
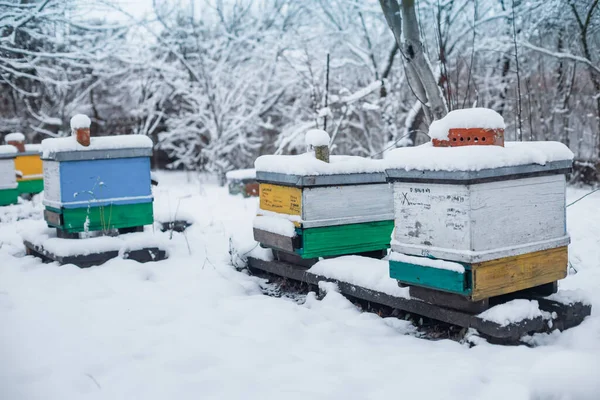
left=1, top=171, right=599, bottom=400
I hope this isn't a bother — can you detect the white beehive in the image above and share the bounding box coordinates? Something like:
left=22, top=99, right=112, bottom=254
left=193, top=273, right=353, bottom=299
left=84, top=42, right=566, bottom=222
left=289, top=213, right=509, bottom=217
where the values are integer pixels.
left=0, top=145, right=17, bottom=190
left=385, top=141, right=573, bottom=264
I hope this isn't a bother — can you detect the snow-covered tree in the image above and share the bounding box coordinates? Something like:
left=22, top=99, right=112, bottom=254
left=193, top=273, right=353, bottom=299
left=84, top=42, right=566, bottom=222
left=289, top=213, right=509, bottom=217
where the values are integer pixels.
left=0, top=0, right=131, bottom=138
left=1, top=0, right=600, bottom=180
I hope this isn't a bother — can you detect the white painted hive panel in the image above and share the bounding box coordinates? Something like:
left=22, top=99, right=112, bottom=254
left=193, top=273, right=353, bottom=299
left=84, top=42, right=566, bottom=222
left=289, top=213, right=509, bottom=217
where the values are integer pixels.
left=42, top=161, right=61, bottom=206
left=392, top=174, right=569, bottom=263
left=469, top=174, right=566, bottom=251
left=393, top=182, right=471, bottom=251
left=302, top=183, right=393, bottom=228
left=0, top=159, right=17, bottom=189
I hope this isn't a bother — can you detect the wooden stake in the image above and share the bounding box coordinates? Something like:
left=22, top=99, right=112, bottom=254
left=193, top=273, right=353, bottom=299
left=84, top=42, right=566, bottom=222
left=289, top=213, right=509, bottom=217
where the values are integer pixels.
left=314, top=145, right=329, bottom=163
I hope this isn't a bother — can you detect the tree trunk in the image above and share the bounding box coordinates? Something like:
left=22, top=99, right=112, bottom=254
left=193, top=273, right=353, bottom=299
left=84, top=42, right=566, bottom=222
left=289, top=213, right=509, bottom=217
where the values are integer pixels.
left=569, top=0, right=600, bottom=158
left=379, top=0, right=448, bottom=124
left=400, top=0, right=448, bottom=121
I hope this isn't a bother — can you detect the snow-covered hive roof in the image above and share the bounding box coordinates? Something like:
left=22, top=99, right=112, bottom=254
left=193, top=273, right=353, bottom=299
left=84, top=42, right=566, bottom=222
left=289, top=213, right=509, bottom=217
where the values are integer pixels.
left=254, top=153, right=388, bottom=186
left=0, top=144, right=18, bottom=159
left=42, top=135, right=153, bottom=162
left=255, top=153, right=386, bottom=176
left=225, top=168, right=256, bottom=181
left=255, top=127, right=387, bottom=185
left=24, top=144, right=41, bottom=153
left=385, top=141, right=573, bottom=172
left=13, top=143, right=42, bottom=156
left=387, top=106, right=571, bottom=176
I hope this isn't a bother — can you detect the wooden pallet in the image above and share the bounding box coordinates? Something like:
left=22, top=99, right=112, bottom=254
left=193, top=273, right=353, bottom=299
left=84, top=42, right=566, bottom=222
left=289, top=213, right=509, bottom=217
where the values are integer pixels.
left=247, top=257, right=591, bottom=344
left=24, top=239, right=167, bottom=268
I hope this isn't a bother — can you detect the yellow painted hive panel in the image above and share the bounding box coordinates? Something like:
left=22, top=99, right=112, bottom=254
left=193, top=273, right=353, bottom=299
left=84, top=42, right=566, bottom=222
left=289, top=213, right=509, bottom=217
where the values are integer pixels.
left=470, top=246, right=568, bottom=301
left=259, top=183, right=302, bottom=216
left=15, top=154, right=43, bottom=181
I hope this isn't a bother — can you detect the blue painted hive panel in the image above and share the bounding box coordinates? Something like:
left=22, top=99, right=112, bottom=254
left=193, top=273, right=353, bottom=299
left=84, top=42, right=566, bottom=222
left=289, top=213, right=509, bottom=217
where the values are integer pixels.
left=55, top=157, right=152, bottom=209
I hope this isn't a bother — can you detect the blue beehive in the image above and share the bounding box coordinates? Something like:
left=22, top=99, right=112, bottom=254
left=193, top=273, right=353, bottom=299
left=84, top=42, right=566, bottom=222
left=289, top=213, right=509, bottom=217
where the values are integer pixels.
left=41, top=115, right=154, bottom=234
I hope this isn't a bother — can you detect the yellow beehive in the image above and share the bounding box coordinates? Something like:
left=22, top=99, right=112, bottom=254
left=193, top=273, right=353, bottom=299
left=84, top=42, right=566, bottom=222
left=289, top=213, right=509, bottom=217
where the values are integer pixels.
left=5, top=133, right=43, bottom=195
left=15, top=145, right=43, bottom=194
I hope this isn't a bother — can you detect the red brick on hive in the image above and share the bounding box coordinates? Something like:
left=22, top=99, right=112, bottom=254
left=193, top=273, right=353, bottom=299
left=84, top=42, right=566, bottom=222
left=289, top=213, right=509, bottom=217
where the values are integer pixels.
left=74, top=127, right=91, bottom=147
left=5, top=133, right=26, bottom=152
left=432, top=127, right=504, bottom=147
left=7, top=139, right=25, bottom=152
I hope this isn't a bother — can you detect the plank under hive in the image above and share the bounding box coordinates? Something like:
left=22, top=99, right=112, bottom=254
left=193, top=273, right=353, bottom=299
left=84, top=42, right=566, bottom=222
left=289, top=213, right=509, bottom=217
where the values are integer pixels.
left=0, top=146, right=19, bottom=206
left=14, top=145, right=44, bottom=194
left=386, top=160, right=573, bottom=301
left=254, top=171, right=394, bottom=259
left=247, top=255, right=591, bottom=344
left=42, top=146, right=154, bottom=233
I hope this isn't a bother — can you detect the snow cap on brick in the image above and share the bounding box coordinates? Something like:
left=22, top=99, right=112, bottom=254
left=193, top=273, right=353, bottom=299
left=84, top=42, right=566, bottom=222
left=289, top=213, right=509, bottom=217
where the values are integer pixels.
left=5, top=132, right=25, bottom=143
left=429, top=108, right=505, bottom=141
left=70, top=114, right=91, bottom=131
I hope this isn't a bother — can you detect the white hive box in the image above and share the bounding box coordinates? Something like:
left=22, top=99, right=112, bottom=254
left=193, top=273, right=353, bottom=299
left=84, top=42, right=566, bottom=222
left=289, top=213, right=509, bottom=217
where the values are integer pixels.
left=255, top=153, right=393, bottom=228
left=257, top=170, right=393, bottom=228
left=0, top=145, right=17, bottom=190
left=385, top=141, right=573, bottom=263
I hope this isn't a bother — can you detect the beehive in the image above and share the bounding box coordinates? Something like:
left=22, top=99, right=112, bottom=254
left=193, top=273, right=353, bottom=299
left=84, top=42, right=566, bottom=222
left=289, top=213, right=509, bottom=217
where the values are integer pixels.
left=253, top=154, right=394, bottom=259
left=41, top=135, right=154, bottom=233
left=0, top=145, right=18, bottom=206
left=5, top=133, right=44, bottom=195
left=14, top=145, right=43, bottom=194
left=226, top=168, right=259, bottom=197
left=385, top=134, right=573, bottom=300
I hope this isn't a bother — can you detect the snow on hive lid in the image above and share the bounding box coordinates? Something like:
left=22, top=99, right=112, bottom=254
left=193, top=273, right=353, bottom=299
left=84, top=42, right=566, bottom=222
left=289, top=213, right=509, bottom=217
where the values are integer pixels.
left=255, top=153, right=386, bottom=176
left=70, top=114, right=91, bottom=130
left=255, top=153, right=388, bottom=186
left=385, top=141, right=573, bottom=173
left=41, top=135, right=153, bottom=161
left=0, top=144, right=18, bottom=158
left=5, top=132, right=25, bottom=143
left=429, top=108, right=505, bottom=146
left=24, top=144, right=42, bottom=153
left=305, top=129, right=330, bottom=148
left=225, top=168, right=256, bottom=181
